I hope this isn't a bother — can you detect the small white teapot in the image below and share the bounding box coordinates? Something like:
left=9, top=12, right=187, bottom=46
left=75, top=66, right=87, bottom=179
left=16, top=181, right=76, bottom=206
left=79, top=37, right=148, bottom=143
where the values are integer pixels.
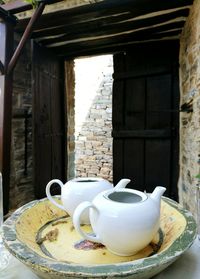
left=73, top=179, right=166, bottom=256
left=46, top=177, right=113, bottom=224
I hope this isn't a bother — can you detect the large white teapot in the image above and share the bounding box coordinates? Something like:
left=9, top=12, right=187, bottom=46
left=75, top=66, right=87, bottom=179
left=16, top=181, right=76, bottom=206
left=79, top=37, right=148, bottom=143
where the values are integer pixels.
left=73, top=179, right=166, bottom=256
left=46, top=177, right=113, bottom=224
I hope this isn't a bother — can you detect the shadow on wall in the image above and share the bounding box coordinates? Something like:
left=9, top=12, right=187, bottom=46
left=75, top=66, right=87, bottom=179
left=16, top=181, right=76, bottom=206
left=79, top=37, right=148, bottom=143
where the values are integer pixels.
left=75, top=55, right=113, bottom=182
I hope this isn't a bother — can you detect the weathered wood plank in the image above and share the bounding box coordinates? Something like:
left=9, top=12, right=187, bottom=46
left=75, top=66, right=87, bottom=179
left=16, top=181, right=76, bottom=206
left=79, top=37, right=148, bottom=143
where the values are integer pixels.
left=49, top=21, right=185, bottom=48
left=32, top=42, right=66, bottom=198
left=16, top=0, right=193, bottom=32
left=50, top=22, right=183, bottom=56
left=1, top=1, right=32, bottom=14
left=51, top=31, right=180, bottom=59
left=0, top=6, right=17, bottom=23
left=112, top=53, right=125, bottom=130
left=56, top=34, right=179, bottom=59
left=32, top=7, right=189, bottom=39
left=112, top=129, right=172, bottom=138
left=0, top=0, right=63, bottom=14
left=38, top=8, right=189, bottom=45
left=0, top=20, right=14, bottom=214
left=145, top=139, right=171, bottom=194
left=8, top=2, right=45, bottom=74
left=112, top=41, right=179, bottom=198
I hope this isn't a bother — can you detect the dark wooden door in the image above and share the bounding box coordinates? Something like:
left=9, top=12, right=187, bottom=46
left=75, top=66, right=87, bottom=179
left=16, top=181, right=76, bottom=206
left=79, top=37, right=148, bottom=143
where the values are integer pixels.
left=112, top=41, right=179, bottom=200
left=32, top=42, right=66, bottom=198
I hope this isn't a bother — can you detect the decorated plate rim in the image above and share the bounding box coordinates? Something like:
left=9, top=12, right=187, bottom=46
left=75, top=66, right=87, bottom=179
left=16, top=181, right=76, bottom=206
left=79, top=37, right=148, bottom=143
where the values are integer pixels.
left=2, top=196, right=197, bottom=277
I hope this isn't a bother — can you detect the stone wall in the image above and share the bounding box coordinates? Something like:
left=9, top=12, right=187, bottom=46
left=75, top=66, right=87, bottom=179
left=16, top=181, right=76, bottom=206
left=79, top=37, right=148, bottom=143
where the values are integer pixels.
left=179, top=0, right=200, bottom=217
left=9, top=36, right=34, bottom=211
left=75, top=56, right=113, bottom=182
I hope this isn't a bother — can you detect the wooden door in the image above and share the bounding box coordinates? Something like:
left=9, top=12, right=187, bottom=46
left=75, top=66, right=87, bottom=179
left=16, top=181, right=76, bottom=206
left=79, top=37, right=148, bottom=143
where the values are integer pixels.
left=32, top=42, right=66, bottom=198
left=112, top=41, right=179, bottom=200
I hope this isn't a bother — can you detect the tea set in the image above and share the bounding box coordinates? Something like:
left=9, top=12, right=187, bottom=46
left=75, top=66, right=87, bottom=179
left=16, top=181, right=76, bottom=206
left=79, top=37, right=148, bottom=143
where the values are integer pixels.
left=46, top=177, right=113, bottom=224
left=46, top=177, right=166, bottom=256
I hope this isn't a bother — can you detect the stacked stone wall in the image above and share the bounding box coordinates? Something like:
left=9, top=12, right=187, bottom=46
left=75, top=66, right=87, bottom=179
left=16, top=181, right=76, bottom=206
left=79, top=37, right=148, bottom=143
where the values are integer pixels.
left=179, top=0, right=200, bottom=216
left=75, top=56, right=113, bottom=182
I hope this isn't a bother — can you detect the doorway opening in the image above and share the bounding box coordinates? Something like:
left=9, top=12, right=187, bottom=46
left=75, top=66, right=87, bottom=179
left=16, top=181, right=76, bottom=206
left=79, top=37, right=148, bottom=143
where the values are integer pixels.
left=73, top=55, right=113, bottom=182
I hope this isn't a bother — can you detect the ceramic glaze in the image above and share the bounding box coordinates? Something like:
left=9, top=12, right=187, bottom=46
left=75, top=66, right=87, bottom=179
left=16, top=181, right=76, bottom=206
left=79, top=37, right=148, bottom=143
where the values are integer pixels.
left=107, top=191, right=145, bottom=203
left=46, top=177, right=113, bottom=224
left=73, top=183, right=166, bottom=256
left=2, top=196, right=197, bottom=279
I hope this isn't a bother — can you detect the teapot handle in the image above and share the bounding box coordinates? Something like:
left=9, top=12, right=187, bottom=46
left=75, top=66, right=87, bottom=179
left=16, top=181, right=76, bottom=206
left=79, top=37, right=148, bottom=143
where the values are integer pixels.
left=46, top=179, right=65, bottom=211
left=73, top=201, right=101, bottom=243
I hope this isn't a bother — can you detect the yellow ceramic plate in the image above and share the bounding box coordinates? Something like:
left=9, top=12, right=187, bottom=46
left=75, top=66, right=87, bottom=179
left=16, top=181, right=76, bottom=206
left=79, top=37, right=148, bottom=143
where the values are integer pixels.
left=36, top=216, right=163, bottom=264
left=2, top=197, right=197, bottom=279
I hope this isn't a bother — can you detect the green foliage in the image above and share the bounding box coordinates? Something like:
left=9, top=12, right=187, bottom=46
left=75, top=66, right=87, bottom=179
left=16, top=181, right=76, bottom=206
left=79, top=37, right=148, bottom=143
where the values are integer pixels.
left=196, top=174, right=200, bottom=180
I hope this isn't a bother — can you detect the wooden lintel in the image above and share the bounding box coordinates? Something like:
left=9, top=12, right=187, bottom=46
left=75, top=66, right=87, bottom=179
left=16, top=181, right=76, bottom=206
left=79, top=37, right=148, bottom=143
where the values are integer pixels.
left=49, top=21, right=183, bottom=55
left=39, top=10, right=188, bottom=46
left=56, top=32, right=180, bottom=59
left=7, top=2, right=46, bottom=74
left=16, top=0, right=193, bottom=32
left=32, top=7, right=189, bottom=39
left=0, top=60, right=4, bottom=75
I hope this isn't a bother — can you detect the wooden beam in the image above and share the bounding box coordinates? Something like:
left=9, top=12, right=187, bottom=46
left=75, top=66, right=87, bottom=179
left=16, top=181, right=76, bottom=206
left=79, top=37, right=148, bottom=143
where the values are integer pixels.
left=0, top=6, right=17, bottom=23
left=55, top=31, right=181, bottom=60
left=0, top=20, right=14, bottom=214
left=0, top=0, right=63, bottom=14
left=7, top=2, right=45, bottom=74
left=1, top=1, right=32, bottom=14
left=16, top=0, right=193, bottom=32
left=38, top=9, right=189, bottom=46
left=38, top=34, right=180, bottom=59
left=60, top=37, right=180, bottom=59
left=48, top=21, right=185, bottom=51
left=32, top=7, right=189, bottom=39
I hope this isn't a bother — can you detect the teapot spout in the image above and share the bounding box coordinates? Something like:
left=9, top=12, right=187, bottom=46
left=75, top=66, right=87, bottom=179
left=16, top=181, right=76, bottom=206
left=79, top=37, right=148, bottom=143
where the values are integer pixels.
left=150, top=186, right=166, bottom=204
left=115, top=179, right=131, bottom=190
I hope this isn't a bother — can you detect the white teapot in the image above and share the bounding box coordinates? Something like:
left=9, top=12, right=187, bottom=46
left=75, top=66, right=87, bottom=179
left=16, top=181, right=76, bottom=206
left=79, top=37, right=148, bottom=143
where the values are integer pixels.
left=73, top=179, right=166, bottom=256
left=46, top=177, right=113, bottom=224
